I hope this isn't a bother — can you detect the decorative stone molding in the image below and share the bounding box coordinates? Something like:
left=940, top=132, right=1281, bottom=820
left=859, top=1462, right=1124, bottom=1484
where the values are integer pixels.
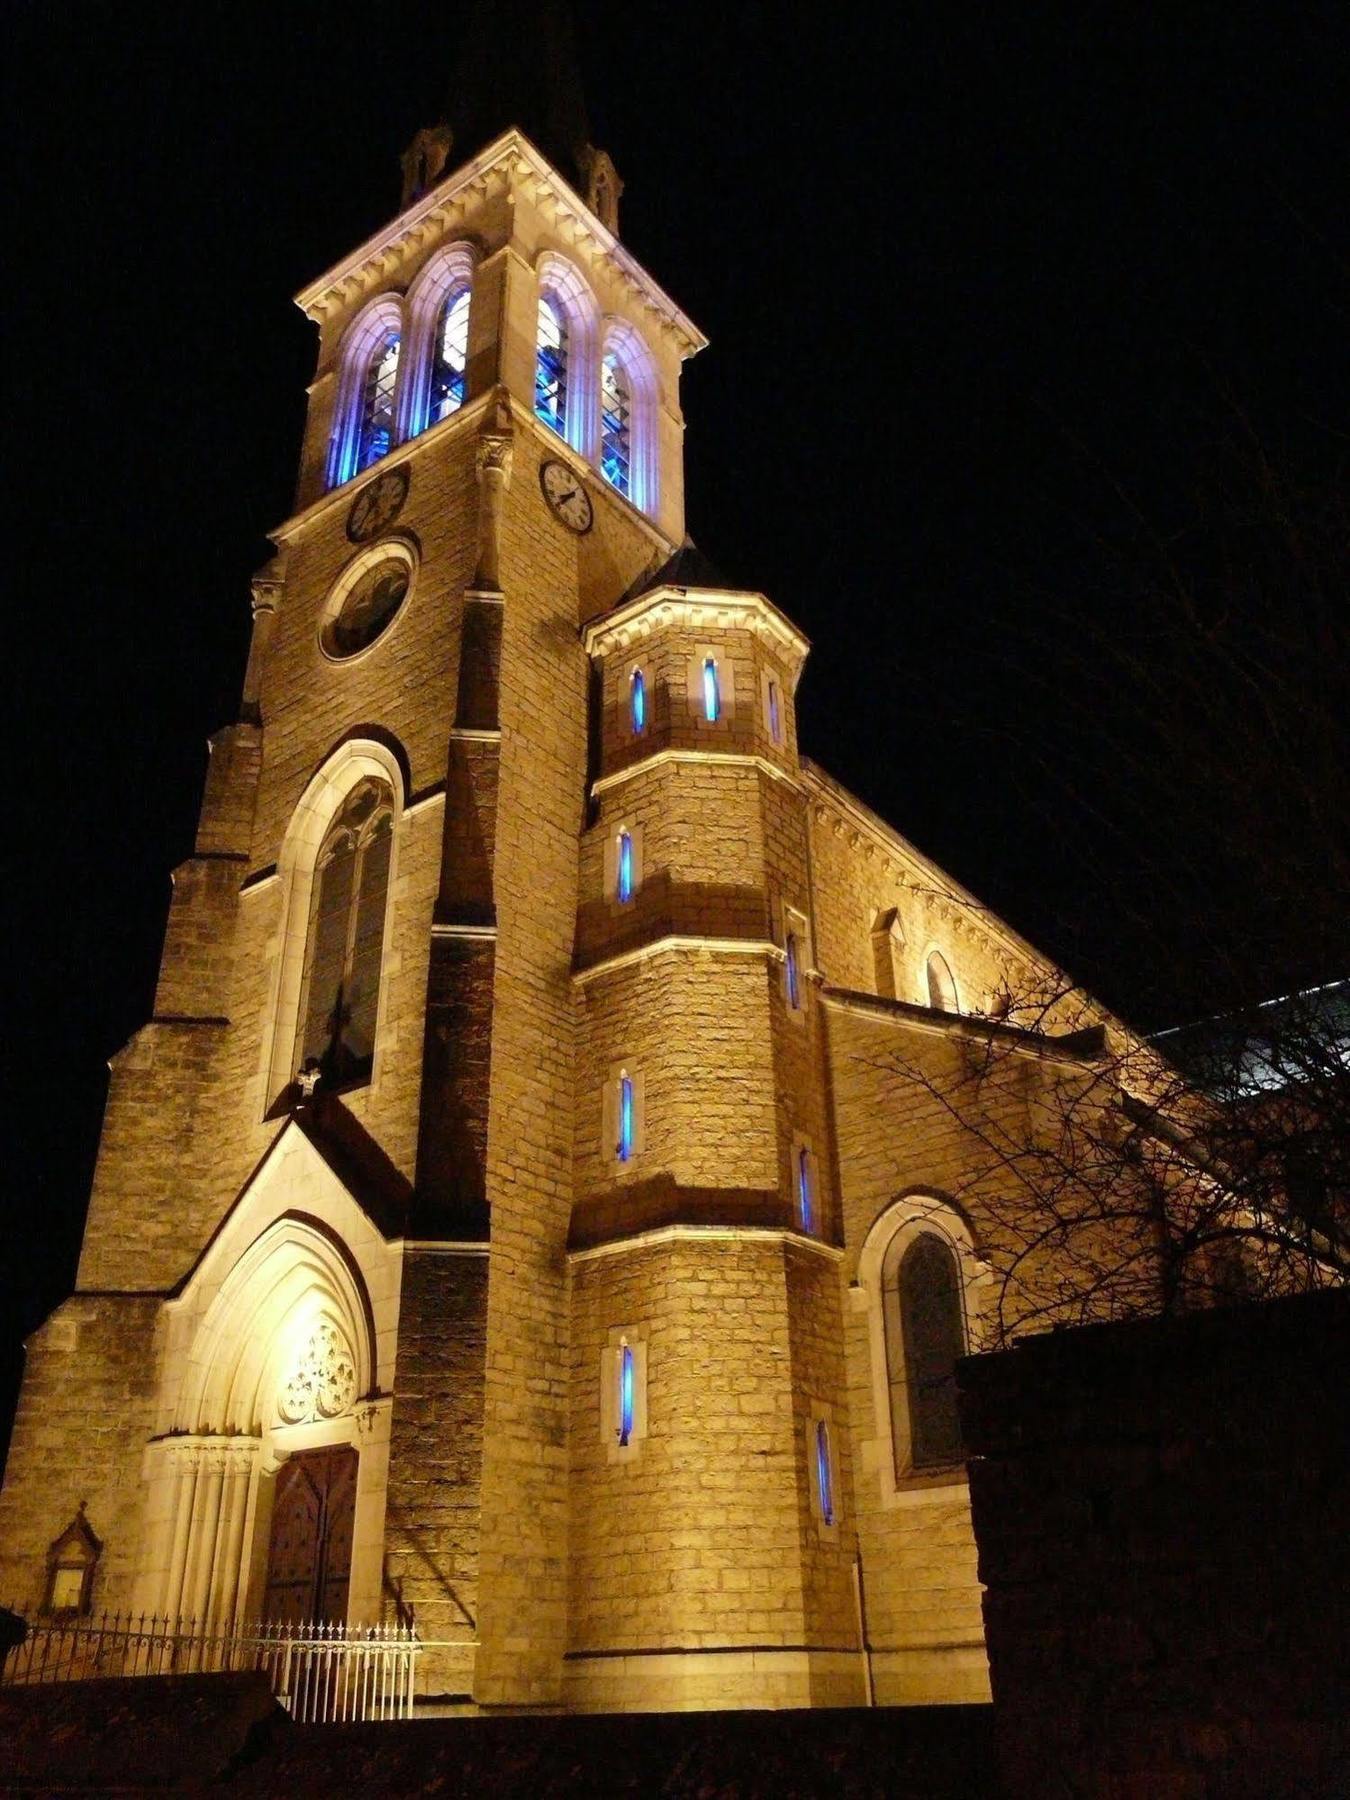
left=278, top=1319, right=357, bottom=1424
left=296, top=133, right=705, bottom=364
left=582, top=587, right=810, bottom=673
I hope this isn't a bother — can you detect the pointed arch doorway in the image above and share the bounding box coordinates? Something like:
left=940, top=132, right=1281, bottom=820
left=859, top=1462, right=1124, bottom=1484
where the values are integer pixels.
left=263, top=1443, right=358, bottom=1624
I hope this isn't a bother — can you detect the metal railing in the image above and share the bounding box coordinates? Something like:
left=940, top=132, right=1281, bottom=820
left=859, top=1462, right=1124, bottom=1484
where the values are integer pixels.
left=0, top=1610, right=420, bottom=1722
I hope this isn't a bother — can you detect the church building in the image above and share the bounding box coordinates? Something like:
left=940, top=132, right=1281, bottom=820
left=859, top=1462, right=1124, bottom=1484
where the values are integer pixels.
left=1, top=32, right=1123, bottom=1713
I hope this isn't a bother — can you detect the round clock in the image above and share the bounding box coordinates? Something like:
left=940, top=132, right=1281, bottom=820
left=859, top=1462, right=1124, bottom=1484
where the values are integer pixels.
left=347, top=466, right=409, bottom=543
left=539, top=459, right=594, bottom=534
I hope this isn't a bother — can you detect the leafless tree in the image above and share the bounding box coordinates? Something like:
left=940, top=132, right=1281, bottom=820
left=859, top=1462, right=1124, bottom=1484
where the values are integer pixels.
left=867, top=427, right=1349, bottom=1343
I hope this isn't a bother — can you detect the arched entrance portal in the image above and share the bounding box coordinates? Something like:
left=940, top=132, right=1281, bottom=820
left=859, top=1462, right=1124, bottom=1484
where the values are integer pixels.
left=140, top=1210, right=384, bottom=1630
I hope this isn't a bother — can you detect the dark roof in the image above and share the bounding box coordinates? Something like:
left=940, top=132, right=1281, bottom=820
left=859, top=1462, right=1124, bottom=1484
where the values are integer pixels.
left=622, top=539, right=737, bottom=603
left=1151, top=979, right=1350, bottom=1098
left=444, top=0, right=591, bottom=191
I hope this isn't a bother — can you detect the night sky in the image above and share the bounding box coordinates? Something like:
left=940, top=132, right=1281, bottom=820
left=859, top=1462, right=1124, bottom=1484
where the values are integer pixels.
left=4, top=5, right=1346, bottom=1452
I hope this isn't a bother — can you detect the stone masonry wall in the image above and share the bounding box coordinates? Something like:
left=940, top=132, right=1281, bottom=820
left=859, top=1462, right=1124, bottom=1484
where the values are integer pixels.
left=383, top=1249, right=487, bottom=1697
left=472, top=429, right=654, bottom=1705
left=0, top=1296, right=162, bottom=1613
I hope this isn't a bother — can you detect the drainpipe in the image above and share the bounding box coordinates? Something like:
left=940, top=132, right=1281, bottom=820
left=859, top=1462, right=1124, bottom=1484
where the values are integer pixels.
left=852, top=1554, right=875, bottom=1707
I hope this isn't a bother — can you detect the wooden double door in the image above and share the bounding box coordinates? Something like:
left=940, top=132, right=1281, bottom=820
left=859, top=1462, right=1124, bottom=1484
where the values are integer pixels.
left=262, top=1445, right=358, bottom=1625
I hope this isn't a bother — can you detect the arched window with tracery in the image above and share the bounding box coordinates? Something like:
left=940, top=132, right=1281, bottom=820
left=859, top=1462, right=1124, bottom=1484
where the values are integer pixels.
left=535, top=254, right=600, bottom=459
left=535, top=295, right=568, bottom=436
left=883, top=1230, right=966, bottom=1470
left=926, top=949, right=959, bottom=1013
left=601, top=351, right=631, bottom=493
left=327, top=296, right=405, bottom=490
left=354, top=332, right=401, bottom=473
left=297, top=778, right=394, bottom=1091
left=400, top=243, right=478, bottom=441
left=428, top=287, right=470, bottom=424
left=599, top=319, right=658, bottom=514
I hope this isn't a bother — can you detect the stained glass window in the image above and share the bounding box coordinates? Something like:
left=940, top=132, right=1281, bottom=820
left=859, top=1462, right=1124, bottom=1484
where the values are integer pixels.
left=535, top=296, right=567, bottom=434
left=702, top=657, right=720, bottom=722
left=618, top=1342, right=635, bottom=1446
left=886, top=1233, right=966, bottom=1469
left=617, top=830, right=634, bottom=903
left=815, top=1419, right=835, bottom=1525
left=617, top=1073, right=634, bottom=1162
left=429, top=287, right=470, bottom=424
left=630, top=668, right=646, bottom=734
left=767, top=678, right=782, bottom=743
left=298, top=780, right=393, bottom=1091
left=797, top=1146, right=814, bottom=1233
left=786, top=931, right=801, bottom=1009
left=355, top=333, right=400, bottom=471
left=601, top=351, right=632, bottom=494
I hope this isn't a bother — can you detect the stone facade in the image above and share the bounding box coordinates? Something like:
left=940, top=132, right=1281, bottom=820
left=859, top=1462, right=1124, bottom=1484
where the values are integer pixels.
left=0, top=119, right=1135, bottom=1714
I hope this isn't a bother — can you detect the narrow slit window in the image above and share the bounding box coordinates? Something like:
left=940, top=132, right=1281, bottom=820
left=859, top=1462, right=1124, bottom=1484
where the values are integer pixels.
left=535, top=295, right=567, bottom=435
left=630, top=667, right=646, bottom=734
left=601, top=351, right=632, bottom=494
left=797, top=1146, right=814, bottom=1233
left=429, top=287, right=470, bottom=424
left=617, top=1073, right=635, bottom=1162
left=356, top=333, right=401, bottom=472
left=785, top=931, right=801, bottom=1009
left=702, top=657, right=720, bottom=722
left=616, top=829, right=634, bottom=903
left=815, top=1419, right=835, bottom=1525
left=617, top=1342, right=635, bottom=1446
left=767, top=679, right=782, bottom=743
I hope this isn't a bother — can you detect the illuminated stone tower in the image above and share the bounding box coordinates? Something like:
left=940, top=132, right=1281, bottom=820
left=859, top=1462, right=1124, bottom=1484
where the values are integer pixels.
left=5, top=13, right=1128, bottom=1716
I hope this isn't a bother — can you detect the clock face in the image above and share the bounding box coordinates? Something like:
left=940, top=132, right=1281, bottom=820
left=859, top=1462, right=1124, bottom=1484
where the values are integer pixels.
left=347, top=466, right=410, bottom=543
left=539, top=459, right=594, bottom=534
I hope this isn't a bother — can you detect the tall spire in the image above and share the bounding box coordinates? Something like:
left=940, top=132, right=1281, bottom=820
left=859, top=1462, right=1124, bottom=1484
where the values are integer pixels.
left=401, top=0, right=621, bottom=229
left=446, top=0, right=591, bottom=188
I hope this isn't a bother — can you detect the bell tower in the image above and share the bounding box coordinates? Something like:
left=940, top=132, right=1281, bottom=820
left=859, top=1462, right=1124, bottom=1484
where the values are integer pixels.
left=3, top=8, right=867, bottom=1716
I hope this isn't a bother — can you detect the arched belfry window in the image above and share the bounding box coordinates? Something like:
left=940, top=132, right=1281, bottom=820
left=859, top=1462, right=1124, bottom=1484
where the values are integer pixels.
left=926, top=949, right=958, bottom=1014
left=600, top=351, right=631, bottom=493
left=535, top=295, right=568, bottom=436
left=327, top=296, right=405, bottom=489
left=535, top=253, right=600, bottom=458
left=401, top=242, right=478, bottom=440
left=297, top=778, right=394, bottom=1091
left=599, top=318, right=658, bottom=513
left=355, top=331, right=401, bottom=472
left=883, top=1230, right=966, bottom=1470
left=429, top=287, right=470, bottom=424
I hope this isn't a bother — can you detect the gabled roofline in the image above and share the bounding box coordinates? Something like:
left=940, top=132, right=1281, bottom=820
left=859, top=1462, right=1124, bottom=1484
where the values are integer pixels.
left=295, top=127, right=707, bottom=359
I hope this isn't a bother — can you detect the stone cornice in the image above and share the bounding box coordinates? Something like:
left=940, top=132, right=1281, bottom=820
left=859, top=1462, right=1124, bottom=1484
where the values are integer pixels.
left=819, top=984, right=1108, bottom=1066
left=295, top=129, right=707, bottom=360
left=582, top=586, right=810, bottom=669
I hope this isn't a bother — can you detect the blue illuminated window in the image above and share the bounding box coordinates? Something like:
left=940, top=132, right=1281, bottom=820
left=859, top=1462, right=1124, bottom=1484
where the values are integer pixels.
left=429, top=287, right=470, bottom=425
left=702, top=657, right=720, bottom=722
left=535, top=295, right=567, bottom=434
left=630, top=668, right=646, bottom=734
left=617, top=1342, right=635, bottom=1446
left=786, top=932, right=801, bottom=1009
left=767, top=679, right=782, bottom=743
left=815, top=1419, right=835, bottom=1525
left=601, top=352, right=632, bottom=495
left=617, top=830, right=634, bottom=903
left=797, top=1146, right=814, bottom=1233
left=617, top=1073, right=634, bottom=1162
left=356, top=332, right=401, bottom=472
